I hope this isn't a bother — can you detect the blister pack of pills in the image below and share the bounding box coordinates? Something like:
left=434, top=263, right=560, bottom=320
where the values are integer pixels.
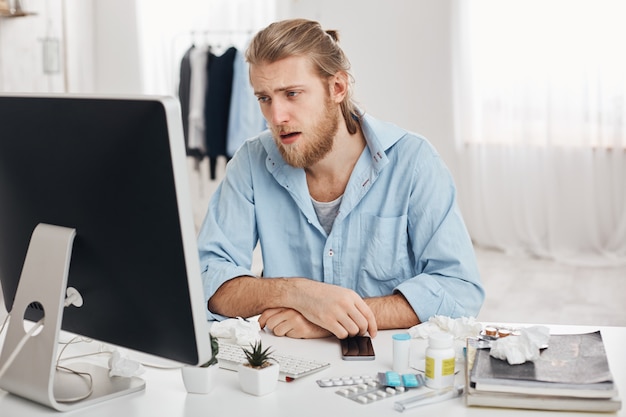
left=335, top=381, right=413, bottom=405
left=316, top=375, right=377, bottom=388
left=331, top=372, right=425, bottom=405
left=378, top=371, right=425, bottom=388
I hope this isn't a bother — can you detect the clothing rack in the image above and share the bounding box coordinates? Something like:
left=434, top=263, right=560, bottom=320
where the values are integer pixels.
left=170, top=29, right=253, bottom=95
left=190, top=29, right=253, bottom=53
left=189, top=29, right=253, bottom=35
left=171, top=29, right=253, bottom=51
left=185, top=29, right=253, bottom=46
left=175, top=28, right=266, bottom=180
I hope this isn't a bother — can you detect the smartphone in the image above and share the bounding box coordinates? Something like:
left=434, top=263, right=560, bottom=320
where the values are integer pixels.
left=340, top=336, right=375, bottom=360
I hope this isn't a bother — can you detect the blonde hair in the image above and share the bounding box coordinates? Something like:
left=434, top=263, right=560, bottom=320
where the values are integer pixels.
left=245, top=19, right=361, bottom=134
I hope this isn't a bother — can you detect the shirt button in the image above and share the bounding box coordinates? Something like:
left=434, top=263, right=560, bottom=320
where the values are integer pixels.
left=328, top=249, right=334, bottom=257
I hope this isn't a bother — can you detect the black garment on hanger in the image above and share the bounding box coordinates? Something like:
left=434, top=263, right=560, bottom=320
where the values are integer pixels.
left=178, top=45, right=194, bottom=153
left=204, top=46, right=237, bottom=179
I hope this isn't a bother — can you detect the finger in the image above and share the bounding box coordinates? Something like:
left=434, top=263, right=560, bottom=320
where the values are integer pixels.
left=325, top=307, right=371, bottom=339
left=353, top=300, right=378, bottom=338
left=361, top=309, right=378, bottom=338
left=271, top=319, right=293, bottom=337
left=305, top=309, right=350, bottom=339
left=323, top=320, right=349, bottom=339
left=346, top=308, right=370, bottom=336
left=337, top=314, right=362, bottom=338
left=367, top=321, right=378, bottom=338
left=263, top=308, right=300, bottom=337
left=258, top=307, right=284, bottom=329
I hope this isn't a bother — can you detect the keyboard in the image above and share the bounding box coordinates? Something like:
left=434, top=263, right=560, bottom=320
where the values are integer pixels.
left=217, top=341, right=330, bottom=382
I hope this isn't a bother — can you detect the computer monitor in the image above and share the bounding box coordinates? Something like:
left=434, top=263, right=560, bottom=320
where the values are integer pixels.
left=0, top=94, right=212, bottom=411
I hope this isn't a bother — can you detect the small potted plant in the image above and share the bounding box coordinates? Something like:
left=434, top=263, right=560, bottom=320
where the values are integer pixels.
left=181, top=334, right=220, bottom=394
left=237, top=340, right=279, bottom=396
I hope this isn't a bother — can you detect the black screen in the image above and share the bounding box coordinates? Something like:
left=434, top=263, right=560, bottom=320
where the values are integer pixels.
left=0, top=94, right=209, bottom=365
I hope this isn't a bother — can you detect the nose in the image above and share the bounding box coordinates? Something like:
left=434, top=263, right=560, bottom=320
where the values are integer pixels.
left=268, top=99, right=289, bottom=126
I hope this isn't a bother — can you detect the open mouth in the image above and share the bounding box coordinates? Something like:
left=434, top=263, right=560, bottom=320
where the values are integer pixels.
left=280, top=131, right=301, bottom=144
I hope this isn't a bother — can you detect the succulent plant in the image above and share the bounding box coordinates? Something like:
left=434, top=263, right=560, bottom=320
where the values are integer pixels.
left=242, top=340, right=274, bottom=369
left=200, top=334, right=219, bottom=367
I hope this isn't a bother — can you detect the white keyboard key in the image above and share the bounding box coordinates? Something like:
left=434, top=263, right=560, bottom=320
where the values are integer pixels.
left=216, top=341, right=330, bottom=381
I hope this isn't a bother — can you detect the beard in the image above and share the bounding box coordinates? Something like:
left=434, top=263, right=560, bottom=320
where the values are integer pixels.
left=271, top=97, right=339, bottom=168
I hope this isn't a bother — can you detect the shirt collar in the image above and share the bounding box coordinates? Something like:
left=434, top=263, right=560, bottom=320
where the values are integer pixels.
left=260, top=112, right=408, bottom=173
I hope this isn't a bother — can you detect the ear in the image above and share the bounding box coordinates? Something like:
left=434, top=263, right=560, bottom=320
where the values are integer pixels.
left=328, top=71, right=349, bottom=104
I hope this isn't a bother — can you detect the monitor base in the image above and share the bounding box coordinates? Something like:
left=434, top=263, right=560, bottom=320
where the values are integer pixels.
left=53, top=362, right=145, bottom=409
left=0, top=223, right=145, bottom=411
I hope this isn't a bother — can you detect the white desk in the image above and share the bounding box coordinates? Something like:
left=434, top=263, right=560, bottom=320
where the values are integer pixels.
left=0, top=324, right=624, bottom=416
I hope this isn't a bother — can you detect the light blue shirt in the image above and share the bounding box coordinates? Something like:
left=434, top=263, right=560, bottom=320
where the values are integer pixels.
left=198, top=113, right=484, bottom=322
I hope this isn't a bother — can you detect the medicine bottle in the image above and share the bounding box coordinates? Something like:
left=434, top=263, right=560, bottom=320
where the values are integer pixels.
left=392, top=333, right=411, bottom=373
left=424, top=332, right=455, bottom=389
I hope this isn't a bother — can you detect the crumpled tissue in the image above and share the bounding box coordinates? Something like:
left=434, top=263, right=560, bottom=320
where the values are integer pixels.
left=489, top=325, right=550, bottom=365
left=408, top=315, right=483, bottom=340
left=209, top=317, right=261, bottom=346
left=108, top=350, right=145, bottom=378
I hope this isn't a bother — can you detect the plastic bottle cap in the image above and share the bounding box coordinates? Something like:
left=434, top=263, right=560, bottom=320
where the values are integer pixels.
left=392, top=333, right=411, bottom=341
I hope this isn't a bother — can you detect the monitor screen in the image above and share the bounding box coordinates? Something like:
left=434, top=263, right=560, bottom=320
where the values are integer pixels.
left=0, top=94, right=211, bottom=369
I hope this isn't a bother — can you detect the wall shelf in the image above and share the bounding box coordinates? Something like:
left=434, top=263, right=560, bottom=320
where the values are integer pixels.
left=0, top=10, right=36, bottom=17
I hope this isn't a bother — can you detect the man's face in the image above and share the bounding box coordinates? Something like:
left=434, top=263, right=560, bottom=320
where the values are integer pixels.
left=250, top=56, right=340, bottom=168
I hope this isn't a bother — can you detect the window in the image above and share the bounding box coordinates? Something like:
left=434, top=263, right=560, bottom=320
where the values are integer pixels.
left=456, top=0, right=626, bottom=148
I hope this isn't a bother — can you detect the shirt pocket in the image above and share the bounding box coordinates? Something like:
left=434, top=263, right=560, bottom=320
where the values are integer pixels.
left=359, top=213, right=412, bottom=283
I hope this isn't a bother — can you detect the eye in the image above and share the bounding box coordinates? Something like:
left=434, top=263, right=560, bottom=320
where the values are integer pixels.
left=286, top=91, right=300, bottom=98
left=257, top=96, right=270, bottom=103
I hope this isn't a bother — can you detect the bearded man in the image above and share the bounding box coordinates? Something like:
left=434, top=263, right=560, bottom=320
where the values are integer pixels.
left=198, top=19, right=484, bottom=339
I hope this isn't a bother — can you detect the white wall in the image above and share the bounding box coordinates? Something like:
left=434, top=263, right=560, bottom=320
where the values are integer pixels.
left=65, top=0, right=142, bottom=94
left=63, top=0, right=95, bottom=92
left=91, top=0, right=142, bottom=94
left=0, top=0, right=460, bottom=175
left=0, top=0, right=141, bottom=94
left=0, top=0, right=65, bottom=92
left=277, top=0, right=459, bottom=175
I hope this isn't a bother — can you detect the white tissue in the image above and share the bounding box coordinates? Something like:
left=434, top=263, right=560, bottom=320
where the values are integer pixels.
left=209, top=317, right=261, bottom=345
left=108, top=350, right=145, bottom=378
left=408, top=315, right=483, bottom=340
left=489, top=325, right=550, bottom=365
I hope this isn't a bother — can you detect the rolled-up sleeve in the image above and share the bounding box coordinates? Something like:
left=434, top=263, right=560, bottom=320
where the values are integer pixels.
left=197, top=143, right=259, bottom=321
left=394, top=147, right=484, bottom=321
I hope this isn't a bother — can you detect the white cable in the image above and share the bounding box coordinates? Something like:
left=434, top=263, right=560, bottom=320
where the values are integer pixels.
left=0, top=313, right=9, bottom=336
left=0, top=316, right=45, bottom=380
left=55, top=335, right=106, bottom=403
left=56, top=336, right=109, bottom=365
left=0, top=318, right=97, bottom=403
left=0, top=288, right=83, bottom=381
left=54, top=365, right=94, bottom=403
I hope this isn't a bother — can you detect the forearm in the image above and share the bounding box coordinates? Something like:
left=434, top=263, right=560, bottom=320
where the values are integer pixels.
left=208, top=276, right=333, bottom=319
left=211, top=276, right=378, bottom=338
left=208, top=276, right=294, bottom=319
left=365, top=293, right=420, bottom=330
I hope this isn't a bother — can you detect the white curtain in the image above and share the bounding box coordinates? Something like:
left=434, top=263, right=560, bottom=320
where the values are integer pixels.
left=454, top=0, right=626, bottom=265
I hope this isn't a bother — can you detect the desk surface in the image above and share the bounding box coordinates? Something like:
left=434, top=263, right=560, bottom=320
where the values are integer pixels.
left=0, top=323, right=624, bottom=416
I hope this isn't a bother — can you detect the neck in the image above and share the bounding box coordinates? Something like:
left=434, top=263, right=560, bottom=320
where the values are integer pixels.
left=305, top=122, right=365, bottom=202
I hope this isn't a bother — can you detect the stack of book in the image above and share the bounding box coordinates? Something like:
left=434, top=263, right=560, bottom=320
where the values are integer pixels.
left=466, top=331, right=622, bottom=412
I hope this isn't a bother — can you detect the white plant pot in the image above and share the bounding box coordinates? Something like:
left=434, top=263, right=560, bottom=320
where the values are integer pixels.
left=181, top=364, right=219, bottom=394
left=237, top=362, right=279, bottom=396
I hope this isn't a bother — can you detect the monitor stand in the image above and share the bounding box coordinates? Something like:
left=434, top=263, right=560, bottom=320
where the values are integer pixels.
left=0, top=223, right=145, bottom=411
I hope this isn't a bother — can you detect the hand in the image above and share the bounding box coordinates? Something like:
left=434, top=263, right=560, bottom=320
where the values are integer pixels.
left=259, top=308, right=332, bottom=339
left=287, top=279, right=378, bottom=339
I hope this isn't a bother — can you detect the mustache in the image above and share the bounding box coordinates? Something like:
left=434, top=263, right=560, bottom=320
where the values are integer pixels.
left=273, top=126, right=300, bottom=134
